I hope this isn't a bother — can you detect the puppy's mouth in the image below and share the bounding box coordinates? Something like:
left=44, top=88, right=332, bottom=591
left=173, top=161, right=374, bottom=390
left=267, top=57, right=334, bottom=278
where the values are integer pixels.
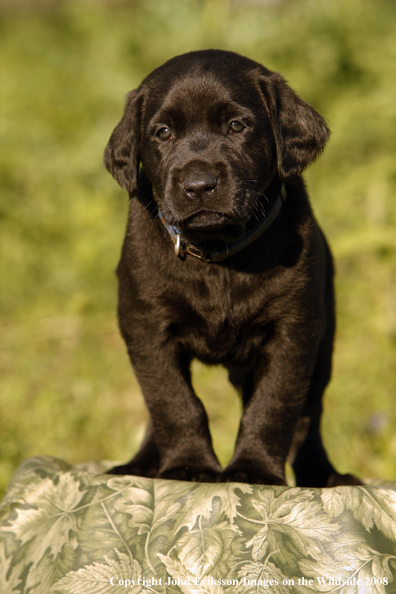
left=177, top=210, right=246, bottom=243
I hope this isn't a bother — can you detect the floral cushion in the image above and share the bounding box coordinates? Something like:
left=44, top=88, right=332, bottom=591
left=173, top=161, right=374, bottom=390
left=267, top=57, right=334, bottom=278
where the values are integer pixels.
left=1, top=456, right=396, bottom=593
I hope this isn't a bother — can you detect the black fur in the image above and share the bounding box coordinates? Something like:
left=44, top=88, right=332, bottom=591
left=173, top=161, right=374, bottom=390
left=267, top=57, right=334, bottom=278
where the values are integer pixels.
left=104, top=50, right=359, bottom=487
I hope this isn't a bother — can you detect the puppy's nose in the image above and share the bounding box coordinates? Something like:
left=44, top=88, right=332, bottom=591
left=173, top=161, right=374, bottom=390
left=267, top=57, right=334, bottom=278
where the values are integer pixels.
left=183, top=173, right=217, bottom=199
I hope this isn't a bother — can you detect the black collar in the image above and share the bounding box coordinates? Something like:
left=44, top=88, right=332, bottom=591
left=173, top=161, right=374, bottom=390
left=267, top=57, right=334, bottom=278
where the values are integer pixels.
left=159, top=184, right=287, bottom=263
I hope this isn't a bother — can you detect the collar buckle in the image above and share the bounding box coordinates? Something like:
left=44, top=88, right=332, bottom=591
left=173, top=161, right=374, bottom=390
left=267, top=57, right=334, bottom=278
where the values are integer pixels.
left=185, top=244, right=212, bottom=262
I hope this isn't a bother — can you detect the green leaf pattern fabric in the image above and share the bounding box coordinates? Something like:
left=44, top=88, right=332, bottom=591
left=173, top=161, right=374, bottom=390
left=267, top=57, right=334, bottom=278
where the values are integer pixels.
left=1, top=457, right=396, bottom=593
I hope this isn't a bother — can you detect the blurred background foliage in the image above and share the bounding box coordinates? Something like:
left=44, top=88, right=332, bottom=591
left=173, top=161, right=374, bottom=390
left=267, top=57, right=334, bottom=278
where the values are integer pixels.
left=1, top=0, right=396, bottom=495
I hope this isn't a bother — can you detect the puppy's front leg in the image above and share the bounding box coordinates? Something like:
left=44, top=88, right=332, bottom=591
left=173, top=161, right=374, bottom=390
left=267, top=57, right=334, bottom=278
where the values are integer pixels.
left=124, top=345, right=221, bottom=482
left=222, top=321, right=320, bottom=486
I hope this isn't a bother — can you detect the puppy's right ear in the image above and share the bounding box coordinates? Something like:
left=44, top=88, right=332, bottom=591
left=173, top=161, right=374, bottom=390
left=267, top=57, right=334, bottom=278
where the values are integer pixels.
left=104, top=88, right=142, bottom=197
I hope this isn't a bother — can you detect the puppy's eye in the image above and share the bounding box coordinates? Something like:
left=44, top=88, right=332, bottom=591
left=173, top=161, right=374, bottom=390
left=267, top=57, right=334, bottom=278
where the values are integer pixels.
left=157, top=127, right=172, bottom=141
left=228, top=121, right=245, bottom=134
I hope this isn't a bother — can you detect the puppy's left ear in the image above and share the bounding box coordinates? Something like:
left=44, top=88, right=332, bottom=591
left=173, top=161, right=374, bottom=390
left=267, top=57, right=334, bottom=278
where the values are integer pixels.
left=260, top=72, right=329, bottom=180
left=104, top=88, right=143, bottom=197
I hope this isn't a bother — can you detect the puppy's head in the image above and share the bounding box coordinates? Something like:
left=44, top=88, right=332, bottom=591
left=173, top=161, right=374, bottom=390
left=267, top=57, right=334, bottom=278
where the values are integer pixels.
left=104, top=50, right=329, bottom=242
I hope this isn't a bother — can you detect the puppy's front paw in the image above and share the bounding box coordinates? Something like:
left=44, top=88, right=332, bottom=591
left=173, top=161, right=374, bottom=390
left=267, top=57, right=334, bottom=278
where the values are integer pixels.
left=107, top=462, right=158, bottom=478
left=221, top=463, right=287, bottom=486
left=159, top=465, right=220, bottom=483
left=326, top=472, right=363, bottom=487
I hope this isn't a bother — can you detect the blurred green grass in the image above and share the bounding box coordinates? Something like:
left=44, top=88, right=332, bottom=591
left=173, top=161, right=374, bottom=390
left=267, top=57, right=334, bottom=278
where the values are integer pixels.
left=1, top=0, right=396, bottom=494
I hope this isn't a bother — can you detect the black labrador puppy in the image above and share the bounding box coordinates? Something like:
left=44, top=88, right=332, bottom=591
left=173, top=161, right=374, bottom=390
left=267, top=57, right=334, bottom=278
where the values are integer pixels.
left=104, top=50, right=358, bottom=487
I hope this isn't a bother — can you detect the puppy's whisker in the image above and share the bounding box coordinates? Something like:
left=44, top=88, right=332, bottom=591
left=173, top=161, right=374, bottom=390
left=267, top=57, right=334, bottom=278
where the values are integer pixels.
left=253, top=191, right=270, bottom=203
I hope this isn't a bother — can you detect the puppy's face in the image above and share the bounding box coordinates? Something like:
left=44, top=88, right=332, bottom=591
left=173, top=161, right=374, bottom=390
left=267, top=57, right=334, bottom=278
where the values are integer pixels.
left=104, top=50, right=329, bottom=242
left=140, top=68, right=276, bottom=242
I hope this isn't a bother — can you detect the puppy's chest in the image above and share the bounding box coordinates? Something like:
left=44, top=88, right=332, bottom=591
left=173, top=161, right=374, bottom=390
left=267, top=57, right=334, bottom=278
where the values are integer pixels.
left=170, top=270, right=272, bottom=364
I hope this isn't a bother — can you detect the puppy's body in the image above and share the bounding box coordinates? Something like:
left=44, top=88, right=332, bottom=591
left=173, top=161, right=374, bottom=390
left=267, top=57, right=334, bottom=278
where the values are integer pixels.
left=105, top=50, right=357, bottom=486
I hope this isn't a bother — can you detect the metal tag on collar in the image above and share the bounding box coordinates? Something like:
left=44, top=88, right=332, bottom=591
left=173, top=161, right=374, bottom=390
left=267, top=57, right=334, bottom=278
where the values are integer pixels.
left=174, top=233, right=182, bottom=257
left=175, top=233, right=186, bottom=260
